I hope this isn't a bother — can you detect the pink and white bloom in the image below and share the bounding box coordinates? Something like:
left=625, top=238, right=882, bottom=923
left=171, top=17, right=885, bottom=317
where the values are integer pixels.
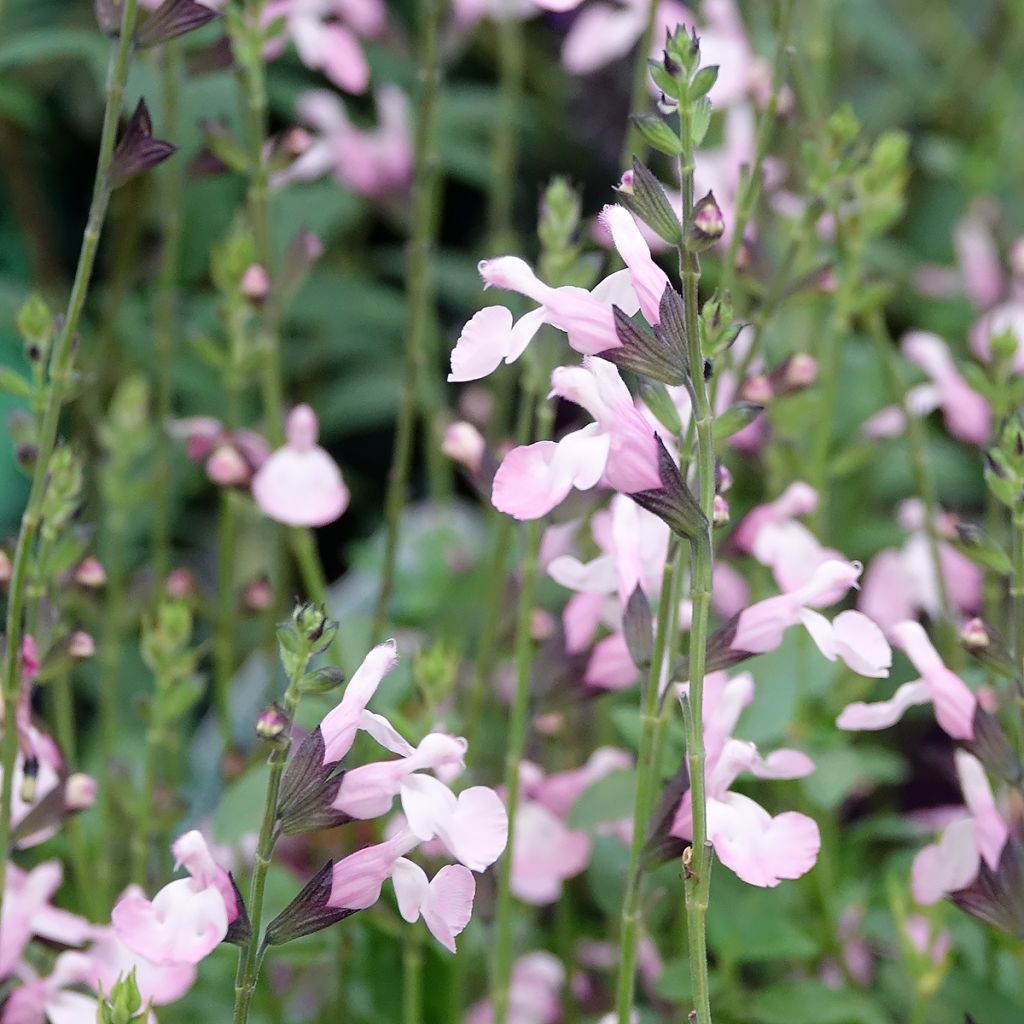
left=837, top=621, right=977, bottom=739
left=670, top=672, right=820, bottom=887
left=865, top=332, right=990, bottom=445
left=492, top=358, right=663, bottom=520
left=271, top=86, right=412, bottom=197
left=731, top=560, right=892, bottom=677
left=465, top=951, right=564, bottom=1024
left=970, top=301, right=1024, bottom=374
left=390, top=860, right=474, bottom=952
left=858, top=500, right=982, bottom=632
left=111, top=831, right=239, bottom=966
left=911, top=751, right=1008, bottom=904
left=732, top=481, right=819, bottom=553
left=263, top=0, right=386, bottom=94
left=252, top=404, right=349, bottom=527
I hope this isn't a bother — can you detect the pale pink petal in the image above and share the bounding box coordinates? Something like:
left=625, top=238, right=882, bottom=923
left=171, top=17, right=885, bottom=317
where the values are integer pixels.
left=750, top=748, right=816, bottom=779
left=707, top=794, right=820, bottom=887
left=732, top=592, right=801, bottom=653
left=590, top=268, right=640, bottom=316
left=420, top=865, right=475, bottom=953
left=511, top=802, right=590, bottom=905
left=320, top=24, right=369, bottom=93
left=439, top=786, right=509, bottom=871
left=599, top=205, right=670, bottom=324
left=955, top=210, right=1002, bottom=309
left=858, top=549, right=919, bottom=635
left=329, top=831, right=418, bottom=910
left=491, top=427, right=611, bottom=520
left=584, top=632, right=639, bottom=691
left=563, top=591, right=608, bottom=653
left=561, top=3, right=644, bottom=74
left=911, top=818, right=979, bottom=905
left=479, top=256, right=552, bottom=306
left=359, top=709, right=415, bottom=757
left=835, top=680, right=931, bottom=731
left=449, top=306, right=545, bottom=383
left=955, top=751, right=1008, bottom=870
left=320, top=641, right=399, bottom=763
left=252, top=443, right=349, bottom=527
left=547, top=554, right=617, bottom=594
left=830, top=610, right=892, bottom=678
left=390, top=858, right=429, bottom=923
left=970, top=301, right=1024, bottom=373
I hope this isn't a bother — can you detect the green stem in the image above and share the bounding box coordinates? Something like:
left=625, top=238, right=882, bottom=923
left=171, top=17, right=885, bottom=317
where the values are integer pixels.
left=487, top=12, right=524, bottom=251
left=131, top=685, right=167, bottom=885
left=679, top=87, right=715, bottom=1024
left=719, top=0, right=795, bottom=301
left=152, top=42, right=183, bottom=584
left=491, top=367, right=556, bottom=1024
left=373, top=0, right=444, bottom=642
left=403, top=924, right=425, bottom=1024
left=1011, top=509, right=1024, bottom=726
left=615, top=542, right=684, bottom=1023
left=214, top=490, right=242, bottom=747
left=231, top=665, right=307, bottom=1024
left=0, top=0, right=140, bottom=923
left=619, top=0, right=660, bottom=167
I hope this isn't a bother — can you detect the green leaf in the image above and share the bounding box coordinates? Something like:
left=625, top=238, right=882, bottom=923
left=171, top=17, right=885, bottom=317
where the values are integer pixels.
left=689, top=64, right=719, bottom=101
left=0, top=367, right=31, bottom=400
left=566, top=769, right=637, bottom=830
left=748, top=980, right=889, bottom=1024
left=213, top=764, right=269, bottom=845
left=629, top=114, right=683, bottom=157
left=802, top=745, right=906, bottom=810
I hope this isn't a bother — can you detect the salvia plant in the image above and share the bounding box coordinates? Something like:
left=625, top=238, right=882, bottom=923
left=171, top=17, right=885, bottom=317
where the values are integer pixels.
left=0, top=0, right=1022, bottom=1022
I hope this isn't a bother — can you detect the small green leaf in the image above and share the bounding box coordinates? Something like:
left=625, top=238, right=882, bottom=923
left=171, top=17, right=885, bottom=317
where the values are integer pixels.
left=629, top=113, right=683, bottom=157
left=0, top=367, right=32, bottom=400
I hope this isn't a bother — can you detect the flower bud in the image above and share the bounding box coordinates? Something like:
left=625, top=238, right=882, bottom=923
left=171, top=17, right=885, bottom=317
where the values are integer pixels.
left=206, top=444, right=252, bottom=487
left=65, top=773, right=97, bottom=811
left=256, top=703, right=288, bottom=741
left=110, top=99, right=177, bottom=190
left=686, top=191, right=724, bottom=251
left=74, top=556, right=106, bottom=588
left=68, top=630, right=96, bottom=659
left=242, top=576, right=274, bottom=612
left=740, top=374, right=773, bottom=404
left=19, top=757, right=39, bottom=804
left=0, top=551, right=11, bottom=586
left=530, top=609, right=554, bottom=642
left=773, top=353, right=818, bottom=394
left=240, top=264, right=270, bottom=302
left=442, top=422, right=485, bottom=472
left=712, top=494, right=731, bottom=527
left=166, top=567, right=197, bottom=600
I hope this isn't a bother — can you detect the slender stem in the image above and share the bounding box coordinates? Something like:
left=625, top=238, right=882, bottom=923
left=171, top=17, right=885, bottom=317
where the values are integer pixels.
left=373, top=0, right=444, bottom=642
left=619, top=0, right=660, bottom=167
left=0, top=1, right=140, bottom=920
left=214, top=490, right=241, bottom=747
left=491, top=365, right=556, bottom=1024
left=487, top=10, right=524, bottom=251
left=1011, top=508, right=1024, bottom=713
left=867, top=311, right=952, bottom=624
left=152, top=42, right=183, bottom=584
left=131, top=676, right=168, bottom=885
left=402, top=924, right=425, bottom=1024
left=719, top=0, right=795, bottom=301
left=231, top=665, right=307, bottom=1024
left=678, top=84, right=715, bottom=1024
left=615, top=542, right=684, bottom=1023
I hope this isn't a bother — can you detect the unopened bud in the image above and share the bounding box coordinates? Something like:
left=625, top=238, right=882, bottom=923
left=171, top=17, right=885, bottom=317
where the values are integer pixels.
left=442, top=422, right=485, bottom=472
left=530, top=609, right=554, bottom=642
left=74, top=556, right=106, bottom=588
left=712, top=494, right=730, bottom=527
left=166, top=567, right=197, bottom=600
left=68, top=630, right=95, bottom=659
left=110, top=99, right=177, bottom=190
left=616, top=169, right=635, bottom=195
left=16, top=443, right=38, bottom=471
left=257, top=703, right=288, bottom=740
left=740, top=374, right=773, bottom=404
left=206, top=444, right=251, bottom=487
left=961, top=617, right=990, bottom=649
left=533, top=712, right=564, bottom=737
left=241, top=264, right=270, bottom=302
left=0, top=551, right=11, bottom=585
left=716, top=463, right=733, bottom=494
left=65, top=773, right=97, bottom=811
left=243, top=576, right=274, bottom=612
left=687, top=191, right=724, bottom=251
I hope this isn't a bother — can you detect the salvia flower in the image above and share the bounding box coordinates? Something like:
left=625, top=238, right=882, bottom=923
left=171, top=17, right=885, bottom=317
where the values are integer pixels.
left=111, top=831, right=240, bottom=965
left=837, top=620, right=977, bottom=739
left=252, top=404, right=349, bottom=527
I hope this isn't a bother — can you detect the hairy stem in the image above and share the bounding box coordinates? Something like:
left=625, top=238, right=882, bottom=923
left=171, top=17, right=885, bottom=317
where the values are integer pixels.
left=0, top=0, right=141, bottom=918
left=374, top=0, right=444, bottom=642
left=679, top=87, right=715, bottom=1024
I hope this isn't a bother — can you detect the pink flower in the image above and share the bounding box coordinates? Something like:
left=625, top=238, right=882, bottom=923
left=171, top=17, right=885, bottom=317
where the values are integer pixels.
left=668, top=673, right=819, bottom=887
left=333, top=732, right=468, bottom=820
left=732, top=481, right=818, bottom=553
left=391, top=860, right=475, bottom=952
left=901, top=332, right=990, bottom=445
left=955, top=203, right=1003, bottom=310
left=492, top=358, right=662, bottom=520
left=0, top=953, right=100, bottom=1024
left=330, top=830, right=420, bottom=911
left=272, top=86, right=412, bottom=197
left=87, top=923, right=197, bottom=1006
left=111, top=831, right=239, bottom=966
left=509, top=800, right=590, bottom=904
left=731, top=560, right=892, bottom=677
left=597, top=205, right=670, bottom=324
left=970, top=300, right=1024, bottom=373
left=318, top=641, right=399, bottom=763
left=263, top=0, right=386, bottom=94
left=911, top=752, right=1008, bottom=904
left=837, top=621, right=977, bottom=739
left=170, top=417, right=270, bottom=487
left=0, top=862, right=92, bottom=981
left=252, top=404, right=349, bottom=527
left=466, top=952, right=564, bottom=1024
